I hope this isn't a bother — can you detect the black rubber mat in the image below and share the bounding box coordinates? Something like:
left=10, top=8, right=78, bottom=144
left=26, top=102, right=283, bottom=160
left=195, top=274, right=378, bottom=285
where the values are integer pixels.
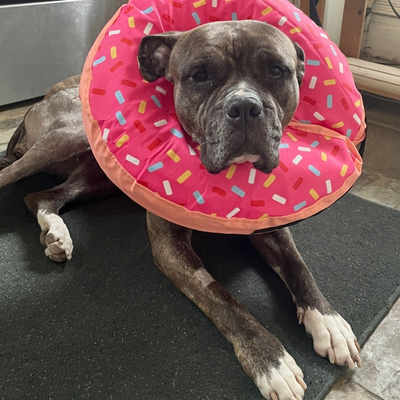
left=1, top=172, right=399, bottom=399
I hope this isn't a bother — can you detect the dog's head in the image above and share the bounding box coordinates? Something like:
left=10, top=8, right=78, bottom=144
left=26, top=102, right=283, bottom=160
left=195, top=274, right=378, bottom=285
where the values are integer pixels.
left=139, top=20, right=304, bottom=174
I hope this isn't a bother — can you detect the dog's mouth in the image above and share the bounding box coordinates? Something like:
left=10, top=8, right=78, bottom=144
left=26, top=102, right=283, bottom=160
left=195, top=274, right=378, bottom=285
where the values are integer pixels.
left=231, top=154, right=261, bottom=164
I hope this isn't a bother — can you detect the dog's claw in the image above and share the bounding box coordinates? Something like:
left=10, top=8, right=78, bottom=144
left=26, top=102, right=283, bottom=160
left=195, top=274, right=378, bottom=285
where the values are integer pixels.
left=296, top=375, right=307, bottom=390
left=327, top=348, right=335, bottom=364
left=355, top=340, right=362, bottom=353
left=270, top=391, right=279, bottom=400
left=297, top=307, right=304, bottom=325
left=346, top=357, right=355, bottom=369
left=355, top=353, right=363, bottom=367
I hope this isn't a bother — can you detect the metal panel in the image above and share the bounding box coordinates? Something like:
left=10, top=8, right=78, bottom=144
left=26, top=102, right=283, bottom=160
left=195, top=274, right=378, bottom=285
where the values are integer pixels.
left=0, top=0, right=125, bottom=106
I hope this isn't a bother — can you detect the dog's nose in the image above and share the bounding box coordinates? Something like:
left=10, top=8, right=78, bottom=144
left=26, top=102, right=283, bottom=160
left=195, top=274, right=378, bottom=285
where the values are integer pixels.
left=225, top=95, right=263, bottom=121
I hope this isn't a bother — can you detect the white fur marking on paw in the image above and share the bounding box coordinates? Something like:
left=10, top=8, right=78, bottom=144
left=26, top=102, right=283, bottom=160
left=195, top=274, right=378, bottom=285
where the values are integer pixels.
left=255, top=352, right=306, bottom=400
left=37, top=210, right=73, bottom=261
left=297, top=307, right=362, bottom=368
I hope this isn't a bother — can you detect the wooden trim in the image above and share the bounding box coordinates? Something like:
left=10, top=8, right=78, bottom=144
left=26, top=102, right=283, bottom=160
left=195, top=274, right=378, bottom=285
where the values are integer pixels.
left=339, top=0, right=367, bottom=58
left=348, top=57, right=400, bottom=100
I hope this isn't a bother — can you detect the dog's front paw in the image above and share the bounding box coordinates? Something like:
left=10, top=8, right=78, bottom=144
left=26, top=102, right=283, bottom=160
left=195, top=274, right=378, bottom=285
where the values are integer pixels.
left=297, top=307, right=362, bottom=368
left=255, top=352, right=307, bottom=400
left=38, top=211, right=73, bottom=262
left=234, top=328, right=306, bottom=400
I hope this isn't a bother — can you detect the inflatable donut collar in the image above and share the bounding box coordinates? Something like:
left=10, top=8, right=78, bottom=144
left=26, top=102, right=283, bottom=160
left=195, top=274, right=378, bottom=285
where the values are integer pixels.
left=80, top=0, right=365, bottom=234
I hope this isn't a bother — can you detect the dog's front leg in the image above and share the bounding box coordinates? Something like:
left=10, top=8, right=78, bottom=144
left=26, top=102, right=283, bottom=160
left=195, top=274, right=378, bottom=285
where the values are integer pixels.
left=147, top=212, right=306, bottom=400
left=251, top=228, right=362, bottom=368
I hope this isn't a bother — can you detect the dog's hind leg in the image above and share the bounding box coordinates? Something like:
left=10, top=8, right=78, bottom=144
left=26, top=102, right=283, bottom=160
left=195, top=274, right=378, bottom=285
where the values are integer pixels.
left=0, top=126, right=89, bottom=189
left=24, top=154, right=118, bottom=262
left=251, top=228, right=362, bottom=369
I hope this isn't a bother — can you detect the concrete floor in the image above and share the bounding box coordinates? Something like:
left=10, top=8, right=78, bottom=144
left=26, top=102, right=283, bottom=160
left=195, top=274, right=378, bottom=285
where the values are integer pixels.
left=1, top=92, right=399, bottom=399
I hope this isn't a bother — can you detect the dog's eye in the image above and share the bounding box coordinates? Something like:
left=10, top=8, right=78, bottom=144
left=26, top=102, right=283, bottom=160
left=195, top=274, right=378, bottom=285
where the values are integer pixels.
left=192, top=71, right=209, bottom=83
left=269, top=66, right=284, bottom=78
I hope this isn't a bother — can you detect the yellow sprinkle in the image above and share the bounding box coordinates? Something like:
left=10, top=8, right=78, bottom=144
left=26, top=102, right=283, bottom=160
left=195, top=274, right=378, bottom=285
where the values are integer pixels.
left=258, top=214, right=269, bottom=220
left=225, top=164, right=237, bottom=179
left=263, top=174, right=276, bottom=188
left=324, top=79, right=336, bottom=86
left=332, top=121, right=344, bottom=129
left=290, top=27, right=302, bottom=34
left=287, top=132, right=298, bottom=142
left=138, top=101, right=147, bottom=114
left=177, top=170, right=192, bottom=184
left=355, top=99, right=361, bottom=107
left=193, top=0, right=206, bottom=7
left=128, top=16, right=135, bottom=28
left=261, top=6, right=273, bottom=15
left=309, top=189, right=319, bottom=200
left=321, top=152, right=328, bottom=161
left=167, top=150, right=180, bottom=163
left=110, top=46, right=117, bottom=59
left=340, top=164, right=348, bottom=177
left=116, top=133, right=129, bottom=148
left=211, top=213, right=217, bottom=217
left=324, top=136, right=332, bottom=140
left=325, top=57, right=333, bottom=69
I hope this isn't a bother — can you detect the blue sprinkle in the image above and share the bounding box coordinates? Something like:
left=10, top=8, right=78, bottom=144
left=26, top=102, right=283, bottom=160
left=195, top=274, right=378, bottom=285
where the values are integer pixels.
left=307, top=60, right=320, bottom=66
left=330, top=44, right=337, bottom=56
left=115, top=90, right=125, bottom=104
left=279, top=143, right=290, bottom=149
left=171, top=128, right=184, bottom=138
left=193, top=191, right=205, bottom=205
left=93, top=56, right=106, bottom=66
left=294, top=201, right=307, bottom=211
left=231, top=185, right=245, bottom=198
left=310, top=140, right=319, bottom=148
left=192, top=12, right=201, bottom=25
left=308, top=165, right=321, bottom=176
left=151, top=95, right=161, bottom=108
left=346, top=129, right=352, bottom=138
left=298, top=120, right=311, bottom=124
left=148, top=162, right=164, bottom=172
left=294, top=12, right=301, bottom=21
left=231, top=12, right=238, bottom=20
left=327, top=94, right=333, bottom=109
left=116, top=111, right=126, bottom=125
left=141, top=6, right=154, bottom=14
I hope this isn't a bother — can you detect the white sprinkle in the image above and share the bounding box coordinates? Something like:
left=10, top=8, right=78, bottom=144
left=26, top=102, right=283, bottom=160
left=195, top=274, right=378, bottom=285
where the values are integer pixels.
left=126, top=154, right=140, bottom=165
left=353, top=113, right=362, bottom=125
left=298, top=147, right=311, bottom=152
left=326, top=180, right=332, bottom=194
left=163, top=180, right=172, bottom=195
left=102, top=128, right=110, bottom=142
left=292, top=155, right=303, bottom=165
left=309, top=76, right=317, bottom=89
left=278, top=16, right=287, bottom=26
left=109, top=30, right=121, bottom=36
left=156, top=86, right=167, bottom=95
left=188, top=145, right=196, bottom=156
left=227, top=207, right=240, bottom=218
left=272, top=194, right=287, bottom=204
left=339, top=62, right=344, bottom=74
left=154, top=119, right=168, bottom=127
left=320, top=32, right=328, bottom=39
left=144, top=22, right=153, bottom=35
left=313, top=111, right=325, bottom=121
left=248, top=168, right=256, bottom=184
left=212, top=0, right=218, bottom=7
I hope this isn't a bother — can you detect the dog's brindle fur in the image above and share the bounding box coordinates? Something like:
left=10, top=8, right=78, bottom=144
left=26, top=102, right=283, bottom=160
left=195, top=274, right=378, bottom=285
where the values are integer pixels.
left=0, top=21, right=361, bottom=400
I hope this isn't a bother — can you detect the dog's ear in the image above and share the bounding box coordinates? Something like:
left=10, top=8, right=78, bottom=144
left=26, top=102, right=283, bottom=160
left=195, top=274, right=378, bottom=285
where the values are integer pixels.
left=138, top=32, right=184, bottom=82
left=292, top=41, right=305, bottom=86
